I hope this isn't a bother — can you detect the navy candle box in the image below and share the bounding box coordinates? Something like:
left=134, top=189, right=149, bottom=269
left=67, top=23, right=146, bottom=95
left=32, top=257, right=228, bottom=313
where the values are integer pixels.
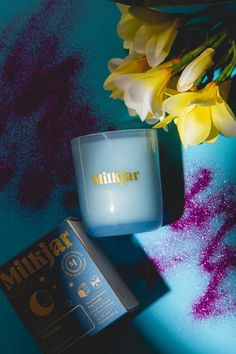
left=0, top=218, right=138, bottom=354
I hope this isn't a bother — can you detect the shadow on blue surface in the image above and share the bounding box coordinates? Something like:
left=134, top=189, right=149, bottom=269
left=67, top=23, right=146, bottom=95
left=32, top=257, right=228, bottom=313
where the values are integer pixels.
left=77, top=317, right=163, bottom=354
left=158, top=125, right=184, bottom=226
left=97, top=235, right=169, bottom=309
left=79, top=233, right=169, bottom=354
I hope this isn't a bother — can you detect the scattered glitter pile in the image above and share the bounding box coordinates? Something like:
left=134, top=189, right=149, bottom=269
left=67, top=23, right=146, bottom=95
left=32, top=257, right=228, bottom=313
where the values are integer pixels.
left=0, top=0, right=102, bottom=209
left=147, top=168, right=236, bottom=319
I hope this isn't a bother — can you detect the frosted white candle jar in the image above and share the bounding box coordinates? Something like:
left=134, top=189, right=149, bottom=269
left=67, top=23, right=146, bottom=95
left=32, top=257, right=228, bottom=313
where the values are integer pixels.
left=71, top=129, right=162, bottom=237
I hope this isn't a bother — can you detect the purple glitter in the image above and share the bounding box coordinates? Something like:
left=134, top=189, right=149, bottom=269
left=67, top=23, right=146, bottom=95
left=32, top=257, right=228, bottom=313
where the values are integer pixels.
left=0, top=159, right=16, bottom=190
left=63, top=190, right=78, bottom=210
left=171, top=168, right=213, bottom=232
left=149, top=168, right=236, bottom=319
left=192, top=188, right=236, bottom=318
left=0, top=0, right=106, bottom=209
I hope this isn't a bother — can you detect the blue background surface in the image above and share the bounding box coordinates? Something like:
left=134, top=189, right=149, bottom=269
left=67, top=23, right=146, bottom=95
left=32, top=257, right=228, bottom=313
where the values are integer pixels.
left=0, top=1, right=236, bottom=354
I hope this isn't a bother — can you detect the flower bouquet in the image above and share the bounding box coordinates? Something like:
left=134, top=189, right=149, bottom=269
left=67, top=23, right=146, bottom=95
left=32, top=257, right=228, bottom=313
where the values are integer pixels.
left=104, top=1, right=236, bottom=147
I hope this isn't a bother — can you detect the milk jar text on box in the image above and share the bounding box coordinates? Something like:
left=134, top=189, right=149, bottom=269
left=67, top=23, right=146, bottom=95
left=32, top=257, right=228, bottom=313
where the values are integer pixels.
left=0, top=218, right=138, bottom=354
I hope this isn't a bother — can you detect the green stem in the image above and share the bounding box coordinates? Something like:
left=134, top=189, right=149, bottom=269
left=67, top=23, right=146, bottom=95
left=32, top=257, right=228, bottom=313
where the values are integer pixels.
left=211, top=32, right=228, bottom=50
left=224, top=43, right=234, bottom=62
left=216, top=41, right=236, bottom=84
left=215, top=41, right=234, bottom=69
left=194, top=69, right=208, bottom=88
left=172, top=45, right=205, bottom=74
left=172, top=30, right=227, bottom=75
left=207, top=31, right=226, bottom=48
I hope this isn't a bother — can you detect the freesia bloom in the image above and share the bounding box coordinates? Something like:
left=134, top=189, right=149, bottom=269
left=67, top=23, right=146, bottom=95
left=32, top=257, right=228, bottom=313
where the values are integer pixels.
left=130, top=7, right=180, bottom=67
left=153, top=82, right=236, bottom=147
left=177, top=48, right=215, bottom=92
left=114, top=65, right=172, bottom=121
left=103, top=56, right=148, bottom=100
left=116, top=3, right=129, bottom=15
left=117, top=6, right=180, bottom=67
left=133, top=18, right=180, bottom=68
left=117, top=8, right=143, bottom=53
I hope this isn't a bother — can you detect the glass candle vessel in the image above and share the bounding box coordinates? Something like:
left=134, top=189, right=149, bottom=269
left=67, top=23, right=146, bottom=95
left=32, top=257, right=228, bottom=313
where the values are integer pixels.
left=71, top=129, right=162, bottom=237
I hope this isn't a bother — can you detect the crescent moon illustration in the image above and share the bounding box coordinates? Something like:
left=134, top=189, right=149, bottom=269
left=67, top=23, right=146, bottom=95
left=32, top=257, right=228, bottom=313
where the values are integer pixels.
left=29, top=290, right=54, bottom=317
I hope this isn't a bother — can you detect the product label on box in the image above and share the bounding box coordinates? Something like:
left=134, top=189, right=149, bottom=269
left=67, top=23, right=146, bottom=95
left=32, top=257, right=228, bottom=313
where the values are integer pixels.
left=0, top=221, right=127, bottom=353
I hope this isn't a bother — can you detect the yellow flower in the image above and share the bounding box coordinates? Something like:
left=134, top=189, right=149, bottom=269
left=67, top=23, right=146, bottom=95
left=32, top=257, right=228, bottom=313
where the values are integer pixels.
left=114, top=65, right=172, bottom=121
left=153, top=82, right=236, bottom=147
left=117, top=7, right=143, bottom=53
left=103, top=56, right=148, bottom=100
left=117, top=6, right=180, bottom=67
left=177, top=48, right=215, bottom=92
left=133, top=18, right=180, bottom=68
left=116, top=3, right=129, bottom=15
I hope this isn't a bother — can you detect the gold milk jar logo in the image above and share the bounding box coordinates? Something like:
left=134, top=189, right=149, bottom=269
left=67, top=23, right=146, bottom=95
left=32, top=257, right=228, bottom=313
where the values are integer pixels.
left=92, top=170, right=140, bottom=186
left=0, top=231, right=73, bottom=291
